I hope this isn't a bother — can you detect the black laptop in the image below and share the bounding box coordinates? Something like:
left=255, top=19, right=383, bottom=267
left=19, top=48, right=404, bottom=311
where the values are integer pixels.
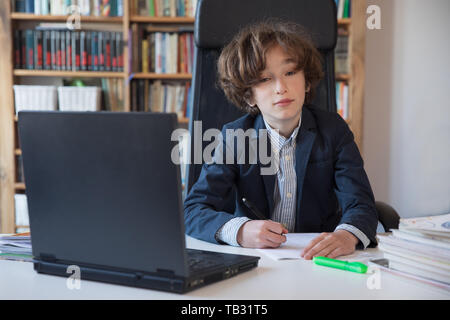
left=18, top=111, right=259, bottom=293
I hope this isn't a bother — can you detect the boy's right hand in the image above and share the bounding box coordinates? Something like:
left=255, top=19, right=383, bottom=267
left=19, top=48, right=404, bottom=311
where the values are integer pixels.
left=237, top=220, right=288, bottom=248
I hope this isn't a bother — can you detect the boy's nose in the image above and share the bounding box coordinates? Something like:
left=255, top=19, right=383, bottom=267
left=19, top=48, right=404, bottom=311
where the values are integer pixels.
left=275, top=79, right=287, bottom=94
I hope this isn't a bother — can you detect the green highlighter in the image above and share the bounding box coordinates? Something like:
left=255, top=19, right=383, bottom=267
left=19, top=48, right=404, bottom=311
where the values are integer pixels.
left=313, top=256, right=368, bottom=274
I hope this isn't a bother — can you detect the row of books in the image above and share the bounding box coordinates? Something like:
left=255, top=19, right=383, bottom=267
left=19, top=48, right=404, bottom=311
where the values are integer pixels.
left=336, top=81, right=348, bottom=120
left=335, top=0, right=351, bottom=19
left=101, top=78, right=126, bottom=111
left=377, top=213, right=450, bottom=290
left=131, top=24, right=194, bottom=74
left=14, top=28, right=124, bottom=72
left=130, top=79, right=191, bottom=119
left=132, top=0, right=198, bottom=17
left=14, top=0, right=123, bottom=16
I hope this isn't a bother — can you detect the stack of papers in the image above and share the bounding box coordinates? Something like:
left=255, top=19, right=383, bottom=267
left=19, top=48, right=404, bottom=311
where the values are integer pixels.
left=377, top=213, right=450, bottom=288
left=0, top=234, right=33, bottom=262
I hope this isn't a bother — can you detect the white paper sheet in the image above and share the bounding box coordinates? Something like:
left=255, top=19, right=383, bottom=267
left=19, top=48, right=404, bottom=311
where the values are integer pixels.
left=257, top=233, right=383, bottom=262
left=257, top=233, right=319, bottom=260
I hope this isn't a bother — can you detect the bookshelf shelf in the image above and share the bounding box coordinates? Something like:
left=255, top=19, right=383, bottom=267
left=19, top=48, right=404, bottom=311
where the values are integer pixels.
left=337, top=18, right=351, bottom=25
left=11, top=13, right=123, bottom=23
left=14, top=70, right=126, bottom=78
left=336, top=73, right=350, bottom=81
left=130, top=16, right=195, bottom=24
left=132, top=73, right=192, bottom=80
left=15, top=183, right=26, bottom=191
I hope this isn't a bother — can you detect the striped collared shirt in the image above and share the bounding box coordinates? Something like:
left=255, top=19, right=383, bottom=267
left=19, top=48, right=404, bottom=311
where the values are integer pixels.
left=216, top=115, right=370, bottom=248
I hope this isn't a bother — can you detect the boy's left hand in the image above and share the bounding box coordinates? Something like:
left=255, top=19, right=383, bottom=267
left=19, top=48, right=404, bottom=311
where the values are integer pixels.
left=301, top=230, right=359, bottom=260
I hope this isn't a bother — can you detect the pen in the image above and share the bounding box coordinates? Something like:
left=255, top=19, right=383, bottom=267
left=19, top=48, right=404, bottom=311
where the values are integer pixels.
left=313, top=256, right=368, bottom=274
left=242, top=197, right=266, bottom=220
left=242, top=198, right=287, bottom=234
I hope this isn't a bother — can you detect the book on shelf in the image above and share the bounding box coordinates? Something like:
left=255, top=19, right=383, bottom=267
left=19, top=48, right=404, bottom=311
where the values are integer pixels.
left=335, top=31, right=349, bottom=75
left=130, top=79, right=190, bottom=118
left=335, top=0, right=351, bottom=19
left=14, top=194, right=29, bottom=228
left=14, top=26, right=124, bottom=72
left=336, top=81, right=348, bottom=120
left=376, top=213, right=450, bottom=288
left=130, top=23, right=194, bottom=74
left=132, top=0, right=198, bottom=17
left=13, top=0, right=124, bottom=17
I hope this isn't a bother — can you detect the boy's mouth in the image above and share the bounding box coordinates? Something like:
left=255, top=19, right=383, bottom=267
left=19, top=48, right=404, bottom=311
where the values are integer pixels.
left=274, top=99, right=294, bottom=106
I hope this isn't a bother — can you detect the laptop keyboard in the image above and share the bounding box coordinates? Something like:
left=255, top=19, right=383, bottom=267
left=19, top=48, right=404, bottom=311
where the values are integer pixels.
left=186, top=249, right=222, bottom=272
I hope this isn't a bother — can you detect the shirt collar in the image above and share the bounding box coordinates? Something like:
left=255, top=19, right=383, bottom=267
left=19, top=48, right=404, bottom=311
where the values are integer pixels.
left=263, top=113, right=302, bottom=152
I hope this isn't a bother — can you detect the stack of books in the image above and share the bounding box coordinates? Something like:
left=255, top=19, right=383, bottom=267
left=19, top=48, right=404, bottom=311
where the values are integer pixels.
left=377, top=213, right=450, bottom=289
left=0, top=234, right=33, bottom=262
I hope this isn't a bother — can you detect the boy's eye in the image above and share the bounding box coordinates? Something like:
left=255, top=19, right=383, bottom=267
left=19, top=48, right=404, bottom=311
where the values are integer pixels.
left=286, top=70, right=297, bottom=76
left=259, top=77, right=271, bottom=83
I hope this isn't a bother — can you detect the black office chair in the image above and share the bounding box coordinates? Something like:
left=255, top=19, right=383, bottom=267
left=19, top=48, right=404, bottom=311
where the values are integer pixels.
left=186, top=0, right=400, bottom=232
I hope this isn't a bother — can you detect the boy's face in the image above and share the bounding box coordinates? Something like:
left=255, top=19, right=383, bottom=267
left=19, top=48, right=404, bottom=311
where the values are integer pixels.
left=249, top=45, right=309, bottom=132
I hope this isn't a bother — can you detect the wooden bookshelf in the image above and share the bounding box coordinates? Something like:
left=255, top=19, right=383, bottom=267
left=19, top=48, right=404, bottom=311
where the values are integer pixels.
left=0, top=0, right=195, bottom=233
left=0, top=1, right=366, bottom=234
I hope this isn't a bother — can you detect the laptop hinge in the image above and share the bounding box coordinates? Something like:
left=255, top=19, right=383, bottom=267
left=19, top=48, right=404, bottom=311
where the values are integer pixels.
left=39, top=253, right=57, bottom=262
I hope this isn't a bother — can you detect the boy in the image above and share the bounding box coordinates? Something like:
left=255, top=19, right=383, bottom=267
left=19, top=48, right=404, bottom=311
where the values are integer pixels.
left=184, top=20, right=378, bottom=260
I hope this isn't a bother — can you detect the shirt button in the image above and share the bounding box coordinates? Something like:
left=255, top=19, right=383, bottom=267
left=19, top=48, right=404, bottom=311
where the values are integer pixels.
left=285, top=155, right=290, bottom=161
left=286, top=192, right=292, bottom=198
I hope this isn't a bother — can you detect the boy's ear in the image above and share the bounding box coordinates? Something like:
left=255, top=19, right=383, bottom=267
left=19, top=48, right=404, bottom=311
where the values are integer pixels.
left=306, top=83, right=311, bottom=93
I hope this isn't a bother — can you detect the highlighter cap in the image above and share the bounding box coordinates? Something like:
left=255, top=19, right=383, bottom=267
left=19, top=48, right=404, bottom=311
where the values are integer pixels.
left=346, top=262, right=368, bottom=273
left=313, top=256, right=368, bottom=274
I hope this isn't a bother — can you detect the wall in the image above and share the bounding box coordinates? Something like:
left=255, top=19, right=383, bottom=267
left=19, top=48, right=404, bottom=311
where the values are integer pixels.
left=363, top=0, right=450, bottom=218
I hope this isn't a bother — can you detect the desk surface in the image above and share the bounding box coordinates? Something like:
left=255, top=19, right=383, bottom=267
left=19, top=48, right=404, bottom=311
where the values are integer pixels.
left=1, top=236, right=449, bottom=299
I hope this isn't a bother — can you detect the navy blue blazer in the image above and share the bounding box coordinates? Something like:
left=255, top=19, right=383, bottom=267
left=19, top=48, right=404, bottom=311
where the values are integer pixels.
left=184, top=105, right=378, bottom=248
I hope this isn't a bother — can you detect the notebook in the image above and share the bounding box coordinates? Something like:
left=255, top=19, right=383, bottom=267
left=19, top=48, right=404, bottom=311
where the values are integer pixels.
left=18, top=111, right=259, bottom=293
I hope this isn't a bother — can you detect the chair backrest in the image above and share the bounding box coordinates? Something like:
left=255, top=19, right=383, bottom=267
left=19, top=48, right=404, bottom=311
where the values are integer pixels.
left=186, top=0, right=338, bottom=193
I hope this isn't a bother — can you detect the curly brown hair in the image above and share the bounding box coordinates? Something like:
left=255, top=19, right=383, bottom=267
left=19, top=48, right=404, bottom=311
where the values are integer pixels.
left=217, top=19, right=324, bottom=115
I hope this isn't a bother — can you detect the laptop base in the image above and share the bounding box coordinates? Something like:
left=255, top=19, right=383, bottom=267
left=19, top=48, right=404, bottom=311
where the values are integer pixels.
left=34, top=258, right=259, bottom=293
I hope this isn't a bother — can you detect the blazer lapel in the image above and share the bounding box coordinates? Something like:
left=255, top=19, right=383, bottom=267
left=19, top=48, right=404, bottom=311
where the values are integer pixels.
left=295, top=107, right=317, bottom=228
left=253, top=115, right=275, bottom=218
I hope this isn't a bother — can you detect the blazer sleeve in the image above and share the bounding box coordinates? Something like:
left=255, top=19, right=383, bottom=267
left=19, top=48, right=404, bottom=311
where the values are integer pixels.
left=183, top=127, right=240, bottom=244
left=333, top=116, right=379, bottom=247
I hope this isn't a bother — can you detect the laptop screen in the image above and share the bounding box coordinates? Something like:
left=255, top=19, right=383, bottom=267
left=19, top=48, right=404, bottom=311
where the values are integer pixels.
left=18, top=112, right=188, bottom=277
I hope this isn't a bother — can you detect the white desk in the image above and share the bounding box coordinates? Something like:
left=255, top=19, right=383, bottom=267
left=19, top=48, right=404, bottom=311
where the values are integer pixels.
left=1, top=236, right=449, bottom=300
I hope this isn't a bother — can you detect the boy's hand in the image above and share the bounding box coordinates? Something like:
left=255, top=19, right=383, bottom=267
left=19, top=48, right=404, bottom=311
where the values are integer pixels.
left=237, top=220, right=288, bottom=248
left=301, top=230, right=359, bottom=260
